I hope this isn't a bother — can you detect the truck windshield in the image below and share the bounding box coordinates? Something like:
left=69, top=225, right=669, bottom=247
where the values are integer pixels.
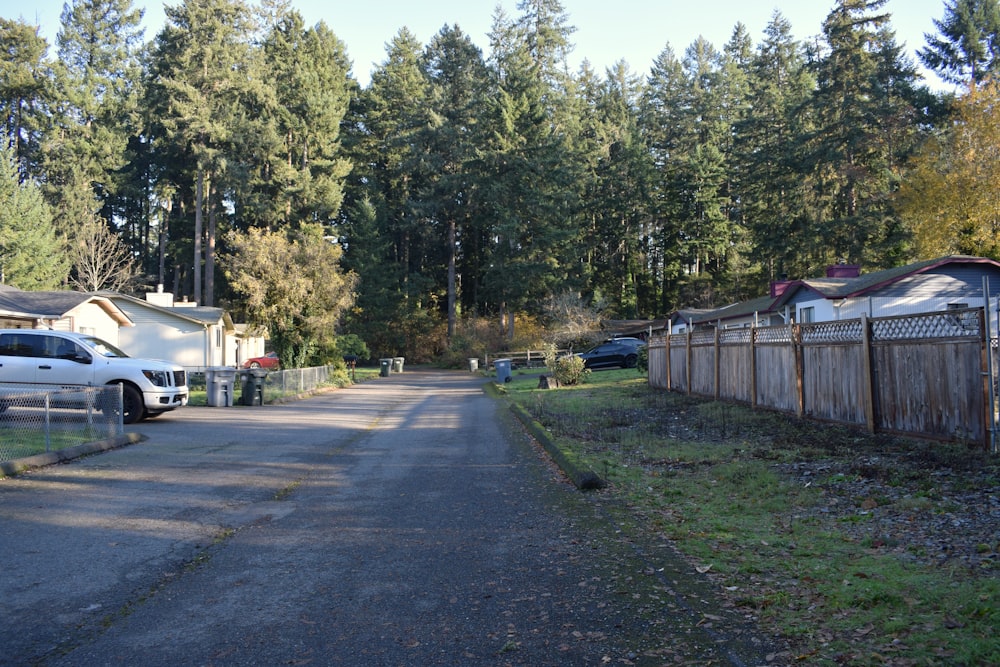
left=82, top=336, right=130, bottom=358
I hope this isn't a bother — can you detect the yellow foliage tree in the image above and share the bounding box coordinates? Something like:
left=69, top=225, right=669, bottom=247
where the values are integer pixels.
left=900, top=80, right=1000, bottom=259
left=223, top=224, right=358, bottom=368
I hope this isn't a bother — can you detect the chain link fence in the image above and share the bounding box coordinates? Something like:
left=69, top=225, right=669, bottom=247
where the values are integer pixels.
left=256, top=366, right=338, bottom=403
left=0, top=384, right=123, bottom=464
left=189, top=365, right=343, bottom=407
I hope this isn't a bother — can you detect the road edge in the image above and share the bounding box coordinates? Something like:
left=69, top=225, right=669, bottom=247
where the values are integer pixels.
left=0, top=432, right=146, bottom=478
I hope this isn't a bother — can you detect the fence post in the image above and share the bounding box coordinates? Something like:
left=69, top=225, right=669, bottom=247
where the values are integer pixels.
left=792, top=323, right=804, bottom=418
left=860, top=313, right=877, bottom=434
left=44, top=393, right=51, bottom=452
left=686, top=330, right=692, bottom=395
left=750, top=325, right=758, bottom=408
left=978, top=306, right=993, bottom=451
left=714, top=327, right=721, bottom=400
left=665, top=334, right=671, bottom=391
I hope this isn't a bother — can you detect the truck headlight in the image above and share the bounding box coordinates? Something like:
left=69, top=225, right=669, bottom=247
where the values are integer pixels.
left=143, top=370, right=169, bottom=387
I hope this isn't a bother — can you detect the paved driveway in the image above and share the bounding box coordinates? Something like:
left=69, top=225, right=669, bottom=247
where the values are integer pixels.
left=0, top=370, right=779, bottom=666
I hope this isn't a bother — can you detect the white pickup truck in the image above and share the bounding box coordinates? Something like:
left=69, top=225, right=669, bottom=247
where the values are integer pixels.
left=0, top=329, right=188, bottom=423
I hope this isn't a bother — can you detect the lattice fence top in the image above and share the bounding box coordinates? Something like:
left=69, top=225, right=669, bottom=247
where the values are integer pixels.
left=648, top=335, right=668, bottom=349
left=660, top=307, right=985, bottom=347
left=800, top=319, right=864, bottom=344
left=872, top=308, right=981, bottom=342
left=754, top=325, right=793, bottom=345
left=690, top=330, right=716, bottom=346
left=719, top=328, right=752, bottom=345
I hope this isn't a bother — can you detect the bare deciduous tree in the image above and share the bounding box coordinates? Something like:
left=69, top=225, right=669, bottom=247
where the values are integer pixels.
left=70, top=216, right=138, bottom=292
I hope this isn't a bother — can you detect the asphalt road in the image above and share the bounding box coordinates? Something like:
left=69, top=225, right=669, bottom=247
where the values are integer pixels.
left=0, top=369, right=782, bottom=666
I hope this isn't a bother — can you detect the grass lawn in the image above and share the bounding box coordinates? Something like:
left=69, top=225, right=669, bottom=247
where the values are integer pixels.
left=502, top=368, right=1000, bottom=666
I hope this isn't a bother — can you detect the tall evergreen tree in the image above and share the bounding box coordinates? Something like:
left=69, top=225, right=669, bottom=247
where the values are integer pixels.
left=339, top=28, right=435, bottom=358
left=250, top=10, right=353, bottom=232
left=420, top=25, right=489, bottom=339
left=803, top=0, right=920, bottom=272
left=0, top=19, right=50, bottom=175
left=919, top=0, right=1000, bottom=86
left=44, top=0, right=145, bottom=261
left=585, top=62, right=653, bottom=318
left=146, top=0, right=256, bottom=305
left=740, top=12, right=816, bottom=283
left=0, top=146, right=70, bottom=289
left=641, top=43, right=692, bottom=310
left=480, top=7, right=580, bottom=339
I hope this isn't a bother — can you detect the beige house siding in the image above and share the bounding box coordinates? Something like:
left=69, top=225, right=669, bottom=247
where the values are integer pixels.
left=114, top=303, right=225, bottom=371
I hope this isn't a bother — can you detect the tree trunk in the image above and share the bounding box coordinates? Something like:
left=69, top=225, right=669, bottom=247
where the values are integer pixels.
left=205, top=179, right=216, bottom=307
left=447, top=218, right=456, bottom=340
left=194, top=167, right=204, bottom=304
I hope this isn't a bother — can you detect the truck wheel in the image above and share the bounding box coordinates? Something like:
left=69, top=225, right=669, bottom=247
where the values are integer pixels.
left=119, top=383, right=146, bottom=424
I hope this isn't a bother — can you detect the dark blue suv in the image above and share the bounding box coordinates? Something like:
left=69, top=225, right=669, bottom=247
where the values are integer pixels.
left=576, top=337, right=645, bottom=369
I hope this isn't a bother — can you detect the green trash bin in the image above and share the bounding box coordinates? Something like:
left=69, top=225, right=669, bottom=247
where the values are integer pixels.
left=379, top=358, right=392, bottom=377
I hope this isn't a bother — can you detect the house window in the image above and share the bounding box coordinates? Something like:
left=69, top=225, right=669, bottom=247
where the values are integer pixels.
left=946, top=303, right=968, bottom=310
left=799, top=307, right=815, bottom=323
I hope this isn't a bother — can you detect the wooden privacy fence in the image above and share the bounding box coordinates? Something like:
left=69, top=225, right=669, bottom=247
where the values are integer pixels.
left=647, top=308, right=993, bottom=447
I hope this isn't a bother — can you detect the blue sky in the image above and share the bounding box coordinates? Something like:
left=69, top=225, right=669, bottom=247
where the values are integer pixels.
left=5, top=0, right=954, bottom=90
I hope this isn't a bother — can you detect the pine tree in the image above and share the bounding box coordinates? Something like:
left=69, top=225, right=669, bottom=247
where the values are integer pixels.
left=803, top=0, right=921, bottom=272
left=479, top=7, right=580, bottom=339
left=641, top=43, right=692, bottom=310
left=146, top=0, right=257, bottom=305
left=739, top=12, right=816, bottom=283
left=44, top=0, right=145, bottom=255
left=919, top=0, right=1000, bottom=86
left=585, top=61, right=653, bottom=318
left=339, top=28, right=434, bottom=357
left=251, top=10, right=353, bottom=231
left=420, top=25, right=489, bottom=339
left=0, top=19, right=50, bottom=175
left=0, top=146, right=70, bottom=289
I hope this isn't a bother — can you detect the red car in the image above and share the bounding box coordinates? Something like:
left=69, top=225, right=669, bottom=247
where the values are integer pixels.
left=242, top=352, right=280, bottom=369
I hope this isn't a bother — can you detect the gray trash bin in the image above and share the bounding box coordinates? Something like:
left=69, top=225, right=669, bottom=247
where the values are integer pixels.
left=379, top=358, right=392, bottom=377
left=206, top=367, right=236, bottom=407
left=392, top=357, right=404, bottom=373
left=493, top=358, right=512, bottom=383
left=468, top=358, right=479, bottom=372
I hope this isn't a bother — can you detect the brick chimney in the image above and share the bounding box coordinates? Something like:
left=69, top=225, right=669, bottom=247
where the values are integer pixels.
left=770, top=279, right=792, bottom=297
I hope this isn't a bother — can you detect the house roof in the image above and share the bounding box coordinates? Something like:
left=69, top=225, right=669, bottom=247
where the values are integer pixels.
left=775, top=255, right=1000, bottom=305
left=0, top=288, right=132, bottom=326
left=679, top=255, right=1000, bottom=327
left=102, top=292, right=235, bottom=331
left=604, top=318, right=670, bottom=336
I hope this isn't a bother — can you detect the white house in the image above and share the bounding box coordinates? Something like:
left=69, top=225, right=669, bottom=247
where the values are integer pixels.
left=0, top=286, right=132, bottom=341
left=774, top=256, right=1000, bottom=324
left=674, top=256, right=1000, bottom=331
left=103, top=292, right=236, bottom=371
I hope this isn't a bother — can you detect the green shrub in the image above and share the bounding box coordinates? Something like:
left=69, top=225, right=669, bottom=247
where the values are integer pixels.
left=552, top=353, right=588, bottom=385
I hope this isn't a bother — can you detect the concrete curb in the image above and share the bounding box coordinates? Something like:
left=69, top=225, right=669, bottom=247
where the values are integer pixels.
left=487, top=382, right=605, bottom=491
left=0, top=432, right=146, bottom=478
